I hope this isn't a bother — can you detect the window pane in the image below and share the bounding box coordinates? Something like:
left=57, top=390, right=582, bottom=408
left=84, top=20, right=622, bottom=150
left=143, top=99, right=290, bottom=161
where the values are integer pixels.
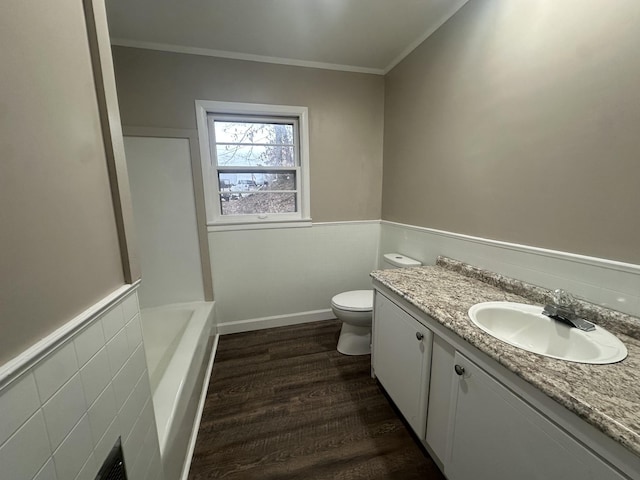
left=218, top=172, right=296, bottom=192
left=219, top=192, right=297, bottom=215
left=214, top=121, right=294, bottom=145
left=261, top=172, right=295, bottom=191
left=216, top=144, right=295, bottom=167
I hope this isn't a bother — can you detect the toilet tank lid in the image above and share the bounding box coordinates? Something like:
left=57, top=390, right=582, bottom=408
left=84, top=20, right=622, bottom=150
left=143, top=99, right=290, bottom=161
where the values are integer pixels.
left=331, top=290, right=373, bottom=311
left=383, top=253, right=422, bottom=268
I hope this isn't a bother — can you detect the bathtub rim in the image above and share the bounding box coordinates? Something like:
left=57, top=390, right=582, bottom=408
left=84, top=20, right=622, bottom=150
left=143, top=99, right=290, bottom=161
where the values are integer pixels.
left=179, top=332, right=218, bottom=480
left=140, top=300, right=214, bottom=457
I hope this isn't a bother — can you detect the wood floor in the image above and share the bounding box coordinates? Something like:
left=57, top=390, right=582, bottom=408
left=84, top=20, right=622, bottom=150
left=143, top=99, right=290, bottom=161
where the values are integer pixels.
left=188, top=320, right=445, bottom=480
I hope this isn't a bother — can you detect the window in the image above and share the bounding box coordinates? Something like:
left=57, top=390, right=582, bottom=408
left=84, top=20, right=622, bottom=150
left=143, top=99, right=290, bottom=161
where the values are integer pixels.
left=196, top=101, right=310, bottom=229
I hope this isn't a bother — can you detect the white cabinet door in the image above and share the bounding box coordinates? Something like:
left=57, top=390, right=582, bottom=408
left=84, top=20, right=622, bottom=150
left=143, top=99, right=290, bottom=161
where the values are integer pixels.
left=372, top=292, right=433, bottom=438
left=425, top=334, right=455, bottom=464
left=446, top=352, right=626, bottom=480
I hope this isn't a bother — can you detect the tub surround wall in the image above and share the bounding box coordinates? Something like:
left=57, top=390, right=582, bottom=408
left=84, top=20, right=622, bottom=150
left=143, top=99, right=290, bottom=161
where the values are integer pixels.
left=125, top=136, right=207, bottom=308
left=0, top=290, right=163, bottom=480
left=382, top=0, right=640, bottom=265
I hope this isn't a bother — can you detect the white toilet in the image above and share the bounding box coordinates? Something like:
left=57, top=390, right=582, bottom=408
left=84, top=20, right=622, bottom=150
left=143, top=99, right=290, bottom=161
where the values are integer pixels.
left=331, top=253, right=422, bottom=355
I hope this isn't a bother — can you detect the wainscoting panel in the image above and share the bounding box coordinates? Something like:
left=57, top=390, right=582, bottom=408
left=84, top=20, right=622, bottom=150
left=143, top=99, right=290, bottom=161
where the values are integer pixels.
left=380, top=221, right=640, bottom=317
left=208, top=221, right=381, bottom=331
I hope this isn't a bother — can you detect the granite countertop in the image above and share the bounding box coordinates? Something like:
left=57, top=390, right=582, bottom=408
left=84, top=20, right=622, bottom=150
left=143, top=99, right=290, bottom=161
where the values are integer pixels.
left=370, top=257, right=640, bottom=458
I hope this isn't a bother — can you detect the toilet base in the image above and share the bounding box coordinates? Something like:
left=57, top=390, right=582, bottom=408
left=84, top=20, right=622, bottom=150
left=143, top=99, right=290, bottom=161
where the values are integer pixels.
left=337, top=322, right=371, bottom=355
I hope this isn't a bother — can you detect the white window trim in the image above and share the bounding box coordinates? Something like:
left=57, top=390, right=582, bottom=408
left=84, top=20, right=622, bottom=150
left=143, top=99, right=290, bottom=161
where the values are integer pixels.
left=195, top=100, right=311, bottom=229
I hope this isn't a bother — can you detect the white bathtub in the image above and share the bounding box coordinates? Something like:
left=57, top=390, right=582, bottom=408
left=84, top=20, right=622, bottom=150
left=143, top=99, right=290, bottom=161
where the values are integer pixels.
left=141, top=302, right=215, bottom=480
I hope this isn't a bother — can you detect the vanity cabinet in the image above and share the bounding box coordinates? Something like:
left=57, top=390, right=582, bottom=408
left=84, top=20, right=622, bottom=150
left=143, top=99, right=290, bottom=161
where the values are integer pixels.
left=372, top=287, right=633, bottom=480
left=446, top=352, right=626, bottom=480
left=372, top=292, right=433, bottom=438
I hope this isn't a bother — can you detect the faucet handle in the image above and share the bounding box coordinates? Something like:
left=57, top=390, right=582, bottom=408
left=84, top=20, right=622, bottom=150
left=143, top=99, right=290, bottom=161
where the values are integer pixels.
left=553, top=289, right=574, bottom=308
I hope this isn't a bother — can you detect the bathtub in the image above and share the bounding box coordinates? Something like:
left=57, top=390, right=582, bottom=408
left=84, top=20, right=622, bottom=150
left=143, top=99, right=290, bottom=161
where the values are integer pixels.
left=141, top=302, right=215, bottom=480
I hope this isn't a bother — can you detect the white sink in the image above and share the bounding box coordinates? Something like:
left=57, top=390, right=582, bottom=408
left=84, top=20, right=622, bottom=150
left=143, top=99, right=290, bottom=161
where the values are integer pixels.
left=468, top=302, right=627, bottom=364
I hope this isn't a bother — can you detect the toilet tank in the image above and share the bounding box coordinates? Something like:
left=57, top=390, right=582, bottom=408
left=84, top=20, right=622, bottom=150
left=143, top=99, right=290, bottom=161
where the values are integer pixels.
left=382, top=253, right=422, bottom=269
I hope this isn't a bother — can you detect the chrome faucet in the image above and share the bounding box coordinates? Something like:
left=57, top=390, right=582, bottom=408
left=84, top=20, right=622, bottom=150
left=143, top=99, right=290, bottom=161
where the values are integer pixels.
left=542, top=289, right=595, bottom=332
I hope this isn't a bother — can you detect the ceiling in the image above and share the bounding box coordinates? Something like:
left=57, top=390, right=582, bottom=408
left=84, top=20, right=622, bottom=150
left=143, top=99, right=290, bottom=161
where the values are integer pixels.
left=105, top=0, right=469, bottom=75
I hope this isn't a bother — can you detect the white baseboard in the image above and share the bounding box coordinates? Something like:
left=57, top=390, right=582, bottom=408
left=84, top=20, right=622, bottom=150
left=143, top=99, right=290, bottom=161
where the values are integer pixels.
left=216, top=309, right=335, bottom=335
left=180, top=333, right=219, bottom=480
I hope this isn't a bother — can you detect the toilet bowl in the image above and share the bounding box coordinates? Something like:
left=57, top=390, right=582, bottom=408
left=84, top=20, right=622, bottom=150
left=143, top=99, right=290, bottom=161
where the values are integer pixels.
left=332, top=290, right=374, bottom=355
left=331, top=253, right=422, bottom=355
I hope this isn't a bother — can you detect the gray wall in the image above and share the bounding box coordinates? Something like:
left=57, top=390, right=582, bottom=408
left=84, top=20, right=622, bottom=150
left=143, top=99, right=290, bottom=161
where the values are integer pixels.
left=0, top=0, right=125, bottom=365
left=383, top=0, right=640, bottom=264
left=112, top=47, right=385, bottom=222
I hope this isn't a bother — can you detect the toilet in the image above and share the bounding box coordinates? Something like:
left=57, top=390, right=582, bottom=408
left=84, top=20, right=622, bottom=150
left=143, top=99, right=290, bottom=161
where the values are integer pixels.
left=331, top=253, right=422, bottom=355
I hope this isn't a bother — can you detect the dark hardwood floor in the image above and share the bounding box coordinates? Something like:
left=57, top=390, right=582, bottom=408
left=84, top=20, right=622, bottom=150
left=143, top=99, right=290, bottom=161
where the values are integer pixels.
left=188, top=320, right=445, bottom=480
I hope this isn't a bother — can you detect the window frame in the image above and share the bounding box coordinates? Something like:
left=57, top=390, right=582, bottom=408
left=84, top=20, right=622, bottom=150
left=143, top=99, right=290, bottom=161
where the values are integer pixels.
left=195, top=100, right=311, bottom=230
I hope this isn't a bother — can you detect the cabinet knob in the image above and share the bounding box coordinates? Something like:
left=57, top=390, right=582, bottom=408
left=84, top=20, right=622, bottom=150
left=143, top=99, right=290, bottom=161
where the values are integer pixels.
left=454, top=364, right=465, bottom=376
left=416, top=332, right=424, bottom=341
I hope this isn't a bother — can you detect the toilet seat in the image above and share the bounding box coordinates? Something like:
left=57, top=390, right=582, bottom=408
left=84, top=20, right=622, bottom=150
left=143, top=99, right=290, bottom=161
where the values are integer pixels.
left=331, top=290, right=373, bottom=312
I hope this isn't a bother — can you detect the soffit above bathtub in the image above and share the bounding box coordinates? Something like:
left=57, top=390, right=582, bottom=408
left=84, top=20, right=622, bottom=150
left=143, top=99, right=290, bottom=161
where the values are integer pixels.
left=105, top=0, right=469, bottom=75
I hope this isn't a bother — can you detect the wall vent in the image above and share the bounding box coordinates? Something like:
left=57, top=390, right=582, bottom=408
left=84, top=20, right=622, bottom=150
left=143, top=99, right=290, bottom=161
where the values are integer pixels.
left=95, top=437, right=128, bottom=480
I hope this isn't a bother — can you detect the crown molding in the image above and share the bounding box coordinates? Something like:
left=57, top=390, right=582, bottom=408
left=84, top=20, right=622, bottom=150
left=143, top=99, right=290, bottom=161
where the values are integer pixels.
left=110, top=38, right=385, bottom=75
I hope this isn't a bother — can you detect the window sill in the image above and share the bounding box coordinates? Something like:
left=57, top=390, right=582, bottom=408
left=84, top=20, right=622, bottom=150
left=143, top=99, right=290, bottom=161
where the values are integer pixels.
left=207, top=218, right=312, bottom=232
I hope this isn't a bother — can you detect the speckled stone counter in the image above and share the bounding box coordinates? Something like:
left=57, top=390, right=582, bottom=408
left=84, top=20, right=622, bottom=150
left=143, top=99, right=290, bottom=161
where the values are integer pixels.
left=370, top=256, right=640, bottom=458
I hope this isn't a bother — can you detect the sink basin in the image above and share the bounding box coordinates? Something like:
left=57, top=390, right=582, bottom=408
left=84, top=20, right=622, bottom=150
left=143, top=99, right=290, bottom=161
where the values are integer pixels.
left=468, top=302, right=627, bottom=364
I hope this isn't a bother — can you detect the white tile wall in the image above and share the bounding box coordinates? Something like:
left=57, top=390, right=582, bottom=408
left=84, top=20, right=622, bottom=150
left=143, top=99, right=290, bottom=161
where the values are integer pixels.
left=33, top=342, right=78, bottom=404
left=52, top=415, right=93, bottom=480
left=107, top=328, right=130, bottom=375
left=75, top=454, right=97, bottom=480
left=122, top=294, right=141, bottom=328
left=0, top=411, right=50, bottom=479
left=380, top=221, right=640, bottom=317
left=102, top=304, right=126, bottom=341
left=113, top=345, right=146, bottom=406
left=118, top=370, right=151, bottom=433
left=0, top=290, right=164, bottom=480
left=74, top=320, right=105, bottom=367
left=88, top=384, right=117, bottom=444
left=0, top=372, right=40, bottom=445
left=94, top=417, right=122, bottom=468
left=33, top=459, right=56, bottom=480
left=124, top=399, right=154, bottom=467
left=81, top=347, right=112, bottom=405
left=145, top=451, right=163, bottom=480
left=130, top=417, right=162, bottom=480
left=42, top=373, right=87, bottom=450
left=126, top=315, right=143, bottom=355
